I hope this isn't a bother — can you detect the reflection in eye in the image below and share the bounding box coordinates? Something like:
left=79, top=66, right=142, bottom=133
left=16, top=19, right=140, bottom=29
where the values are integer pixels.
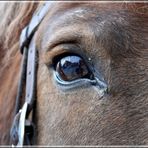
left=55, top=55, right=92, bottom=81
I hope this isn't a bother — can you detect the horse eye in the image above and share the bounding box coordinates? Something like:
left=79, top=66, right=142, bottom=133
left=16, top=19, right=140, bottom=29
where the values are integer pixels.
left=55, top=55, right=91, bottom=81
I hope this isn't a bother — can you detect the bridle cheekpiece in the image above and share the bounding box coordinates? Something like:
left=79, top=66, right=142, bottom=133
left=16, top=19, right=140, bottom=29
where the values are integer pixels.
left=10, top=3, right=51, bottom=146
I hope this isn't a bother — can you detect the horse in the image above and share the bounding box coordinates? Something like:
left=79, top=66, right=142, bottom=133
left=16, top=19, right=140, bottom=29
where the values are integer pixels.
left=0, top=1, right=148, bottom=145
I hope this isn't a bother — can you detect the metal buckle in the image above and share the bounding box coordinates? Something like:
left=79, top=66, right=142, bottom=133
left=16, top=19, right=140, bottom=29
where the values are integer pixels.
left=11, top=102, right=35, bottom=147
left=17, top=102, right=28, bottom=146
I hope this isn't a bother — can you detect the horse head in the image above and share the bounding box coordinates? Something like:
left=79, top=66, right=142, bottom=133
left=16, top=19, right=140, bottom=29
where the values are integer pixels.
left=0, top=1, right=148, bottom=145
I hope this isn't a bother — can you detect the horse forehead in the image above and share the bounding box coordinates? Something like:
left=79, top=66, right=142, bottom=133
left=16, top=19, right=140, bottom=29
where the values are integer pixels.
left=61, top=8, right=89, bottom=19
left=44, top=2, right=121, bottom=23
left=42, top=2, right=148, bottom=23
left=36, top=3, right=120, bottom=48
left=46, top=3, right=98, bottom=22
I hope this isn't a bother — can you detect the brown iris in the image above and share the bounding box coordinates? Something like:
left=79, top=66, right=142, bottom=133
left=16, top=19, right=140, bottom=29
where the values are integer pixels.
left=55, top=55, right=89, bottom=81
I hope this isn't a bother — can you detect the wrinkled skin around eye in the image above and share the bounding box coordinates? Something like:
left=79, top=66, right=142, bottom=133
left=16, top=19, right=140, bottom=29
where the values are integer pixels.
left=55, top=55, right=90, bottom=81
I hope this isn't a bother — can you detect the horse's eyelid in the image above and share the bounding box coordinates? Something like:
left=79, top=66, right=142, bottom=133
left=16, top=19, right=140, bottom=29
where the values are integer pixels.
left=52, top=52, right=82, bottom=66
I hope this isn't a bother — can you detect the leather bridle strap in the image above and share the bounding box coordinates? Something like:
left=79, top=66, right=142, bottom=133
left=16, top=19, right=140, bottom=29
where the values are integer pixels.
left=10, top=2, right=51, bottom=146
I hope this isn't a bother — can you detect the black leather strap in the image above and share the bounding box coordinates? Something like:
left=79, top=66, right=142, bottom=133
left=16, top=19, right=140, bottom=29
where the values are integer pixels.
left=20, top=2, right=51, bottom=54
left=25, top=37, right=37, bottom=112
left=11, top=2, right=51, bottom=146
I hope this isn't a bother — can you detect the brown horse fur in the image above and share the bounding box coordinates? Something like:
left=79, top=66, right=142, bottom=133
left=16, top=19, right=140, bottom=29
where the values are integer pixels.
left=0, top=1, right=148, bottom=145
left=0, top=2, right=38, bottom=144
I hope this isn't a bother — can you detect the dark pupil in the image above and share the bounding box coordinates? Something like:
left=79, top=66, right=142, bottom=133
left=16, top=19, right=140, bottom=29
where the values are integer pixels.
left=56, top=56, right=89, bottom=81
